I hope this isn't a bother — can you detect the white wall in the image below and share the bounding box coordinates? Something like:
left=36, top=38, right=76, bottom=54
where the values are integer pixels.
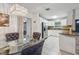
left=30, top=12, right=48, bottom=39
left=67, top=10, right=73, bottom=25
left=31, top=12, right=41, bottom=33
left=0, top=4, right=18, bottom=48
left=67, top=9, right=76, bottom=30
left=75, top=9, right=79, bottom=19
left=27, top=12, right=43, bottom=39
left=0, top=4, right=18, bottom=35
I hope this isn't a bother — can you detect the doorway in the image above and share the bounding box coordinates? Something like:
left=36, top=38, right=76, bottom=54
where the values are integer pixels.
left=23, top=17, right=32, bottom=43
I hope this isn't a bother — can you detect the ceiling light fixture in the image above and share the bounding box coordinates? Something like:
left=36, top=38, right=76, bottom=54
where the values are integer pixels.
left=51, top=15, right=58, bottom=19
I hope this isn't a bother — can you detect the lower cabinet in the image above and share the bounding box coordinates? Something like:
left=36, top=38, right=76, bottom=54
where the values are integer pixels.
left=75, top=36, right=79, bottom=54
left=59, top=34, right=76, bottom=54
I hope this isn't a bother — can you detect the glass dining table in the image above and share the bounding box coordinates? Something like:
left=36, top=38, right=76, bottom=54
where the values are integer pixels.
left=9, top=38, right=45, bottom=55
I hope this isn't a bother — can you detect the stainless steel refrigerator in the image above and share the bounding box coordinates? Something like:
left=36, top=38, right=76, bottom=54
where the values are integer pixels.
left=42, top=22, right=48, bottom=38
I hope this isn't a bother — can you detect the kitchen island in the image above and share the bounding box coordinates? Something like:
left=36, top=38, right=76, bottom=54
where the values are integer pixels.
left=59, top=33, right=79, bottom=54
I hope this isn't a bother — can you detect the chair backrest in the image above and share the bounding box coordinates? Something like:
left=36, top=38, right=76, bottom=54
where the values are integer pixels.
left=33, top=32, right=41, bottom=40
left=21, top=39, right=45, bottom=55
left=6, top=32, right=19, bottom=42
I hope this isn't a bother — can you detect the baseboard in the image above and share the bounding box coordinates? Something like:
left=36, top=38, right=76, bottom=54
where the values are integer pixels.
left=60, top=49, right=75, bottom=55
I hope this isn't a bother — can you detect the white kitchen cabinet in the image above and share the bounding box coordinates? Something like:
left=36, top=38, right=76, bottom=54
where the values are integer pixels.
left=75, top=36, right=79, bottom=54
left=59, top=34, right=76, bottom=54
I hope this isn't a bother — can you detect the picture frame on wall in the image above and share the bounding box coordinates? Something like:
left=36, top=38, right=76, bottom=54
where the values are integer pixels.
left=0, top=13, right=9, bottom=27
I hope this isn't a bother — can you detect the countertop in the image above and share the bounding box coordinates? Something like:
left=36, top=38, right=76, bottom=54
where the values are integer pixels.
left=60, top=33, right=79, bottom=37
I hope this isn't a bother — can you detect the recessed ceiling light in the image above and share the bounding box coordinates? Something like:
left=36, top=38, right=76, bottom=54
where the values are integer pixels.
left=51, top=15, right=58, bottom=19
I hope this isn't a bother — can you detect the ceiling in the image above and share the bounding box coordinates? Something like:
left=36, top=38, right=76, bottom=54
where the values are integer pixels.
left=10, top=3, right=79, bottom=19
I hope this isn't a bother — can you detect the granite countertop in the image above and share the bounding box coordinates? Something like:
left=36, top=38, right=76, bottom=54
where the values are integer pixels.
left=48, top=28, right=69, bottom=30
left=60, top=33, right=79, bottom=36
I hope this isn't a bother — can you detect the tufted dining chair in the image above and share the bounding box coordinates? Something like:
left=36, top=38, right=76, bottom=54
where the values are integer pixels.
left=33, top=32, right=41, bottom=41
left=6, top=32, right=19, bottom=42
left=5, top=32, right=19, bottom=54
